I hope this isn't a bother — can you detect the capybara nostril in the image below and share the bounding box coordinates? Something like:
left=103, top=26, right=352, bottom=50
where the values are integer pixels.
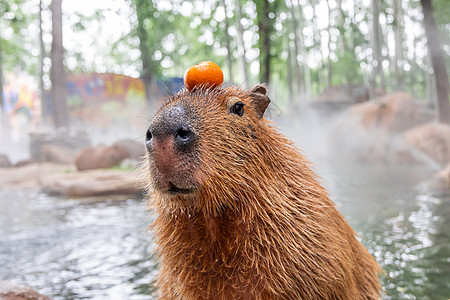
left=174, top=126, right=195, bottom=151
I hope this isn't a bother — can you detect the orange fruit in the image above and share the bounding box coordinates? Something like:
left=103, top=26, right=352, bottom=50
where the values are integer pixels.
left=183, top=61, right=224, bottom=91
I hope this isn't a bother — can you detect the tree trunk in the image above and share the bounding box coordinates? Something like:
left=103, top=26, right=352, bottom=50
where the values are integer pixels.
left=135, top=0, right=154, bottom=102
left=256, top=0, right=271, bottom=85
left=326, top=0, right=332, bottom=88
left=287, top=39, right=294, bottom=103
left=420, top=0, right=450, bottom=124
left=393, top=0, right=404, bottom=90
left=426, top=57, right=436, bottom=107
left=0, top=21, right=9, bottom=143
left=0, top=21, right=4, bottom=114
left=312, top=1, right=326, bottom=93
left=410, top=34, right=418, bottom=98
left=50, top=0, right=69, bottom=129
left=288, top=0, right=304, bottom=98
left=39, top=0, right=47, bottom=122
left=372, top=0, right=385, bottom=91
left=235, top=0, right=248, bottom=86
left=220, top=0, right=233, bottom=83
left=337, top=0, right=346, bottom=54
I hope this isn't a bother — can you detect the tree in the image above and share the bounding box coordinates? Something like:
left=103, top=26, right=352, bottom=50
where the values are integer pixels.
left=286, top=0, right=305, bottom=99
left=38, top=0, right=46, bottom=120
left=371, top=0, right=386, bottom=93
left=420, top=0, right=450, bottom=124
left=235, top=0, right=249, bottom=86
left=0, top=22, right=4, bottom=114
left=393, top=0, right=404, bottom=90
left=326, top=0, right=332, bottom=88
left=135, top=0, right=156, bottom=102
left=220, top=0, right=233, bottom=83
left=256, top=0, right=272, bottom=85
left=50, top=0, right=69, bottom=129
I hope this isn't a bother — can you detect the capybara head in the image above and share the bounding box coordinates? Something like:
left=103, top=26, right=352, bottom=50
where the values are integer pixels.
left=145, top=84, right=381, bottom=299
left=145, top=85, right=271, bottom=212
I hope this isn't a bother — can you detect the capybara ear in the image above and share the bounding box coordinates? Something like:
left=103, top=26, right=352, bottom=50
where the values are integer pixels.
left=249, top=84, right=270, bottom=119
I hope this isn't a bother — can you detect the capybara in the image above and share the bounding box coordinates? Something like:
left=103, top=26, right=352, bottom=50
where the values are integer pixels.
left=145, top=85, right=382, bottom=299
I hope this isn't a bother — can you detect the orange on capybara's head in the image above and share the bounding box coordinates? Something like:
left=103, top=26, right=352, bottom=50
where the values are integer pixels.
left=183, top=61, right=224, bottom=92
left=144, top=83, right=382, bottom=299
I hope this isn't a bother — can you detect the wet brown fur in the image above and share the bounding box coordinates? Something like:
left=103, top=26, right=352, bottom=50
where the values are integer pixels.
left=145, top=85, right=382, bottom=299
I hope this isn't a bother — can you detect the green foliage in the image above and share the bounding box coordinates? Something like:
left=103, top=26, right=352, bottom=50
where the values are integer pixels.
left=1, top=0, right=448, bottom=108
left=1, top=0, right=38, bottom=76
left=332, top=52, right=364, bottom=85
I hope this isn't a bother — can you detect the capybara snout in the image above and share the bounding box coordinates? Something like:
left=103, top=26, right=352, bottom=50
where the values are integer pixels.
left=146, top=104, right=197, bottom=153
left=146, top=102, right=201, bottom=196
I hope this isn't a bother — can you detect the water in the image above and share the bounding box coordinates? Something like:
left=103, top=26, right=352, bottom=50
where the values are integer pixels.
left=316, top=161, right=450, bottom=300
left=0, top=163, right=449, bottom=299
left=0, top=193, right=157, bottom=299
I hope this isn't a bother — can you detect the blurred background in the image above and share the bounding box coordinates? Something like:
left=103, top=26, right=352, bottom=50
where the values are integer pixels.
left=0, top=0, right=449, bottom=299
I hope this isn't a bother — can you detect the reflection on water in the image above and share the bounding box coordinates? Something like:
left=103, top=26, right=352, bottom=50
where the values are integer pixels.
left=0, top=193, right=157, bottom=299
left=0, top=161, right=449, bottom=299
left=316, top=161, right=450, bottom=300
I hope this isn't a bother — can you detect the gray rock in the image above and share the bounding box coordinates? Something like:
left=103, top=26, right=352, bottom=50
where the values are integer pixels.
left=75, top=144, right=130, bottom=171
left=41, top=144, right=76, bottom=164
left=30, top=130, right=91, bottom=162
left=114, top=139, right=146, bottom=160
left=0, top=154, right=12, bottom=168
left=41, top=168, right=143, bottom=197
left=0, top=163, right=72, bottom=190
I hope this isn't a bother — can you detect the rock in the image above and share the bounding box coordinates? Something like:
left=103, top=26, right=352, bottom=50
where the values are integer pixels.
left=0, top=154, right=12, bottom=168
left=0, top=162, right=143, bottom=197
left=114, top=139, right=146, bottom=160
left=41, top=144, right=76, bottom=164
left=75, top=144, right=130, bottom=171
left=14, top=159, right=36, bottom=168
left=438, top=162, right=450, bottom=185
left=0, top=163, right=73, bottom=190
left=30, top=130, right=91, bottom=162
left=41, top=168, right=143, bottom=197
left=402, top=122, right=450, bottom=166
left=314, top=84, right=370, bottom=104
left=0, top=281, right=51, bottom=300
left=330, top=92, right=437, bottom=163
left=340, top=92, right=435, bottom=135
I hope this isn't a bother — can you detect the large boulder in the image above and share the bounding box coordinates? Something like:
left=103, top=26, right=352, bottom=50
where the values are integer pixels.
left=330, top=92, right=437, bottom=162
left=14, top=159, right=36, bottom=168
left=0, top=163, right=72, bottom=190
left=114, top=139, right=146, bottom=161
left=41, top=168, right=143, bottom=197
left=0, top=162, right=143, bottom=197
left=0, top=154, right=12, bottom=168
left=338, top=92, right=435, bottom=135
left=307, top=85, right=371, bottom=119
left=438, top=162, right=450, bottom=186
left=30, top=130, right=91, bottom=163
left=0, top=281, right=51, bottom=300
left=402, top=122, right=450, bottom=166
left=75, top=144, right=130, bottom=171
left=314, top=84, right=370, bottom=104
left=41, top=144, right=76, bottom=164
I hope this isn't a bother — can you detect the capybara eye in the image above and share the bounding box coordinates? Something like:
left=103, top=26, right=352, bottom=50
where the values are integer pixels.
left=146, top=129, right=153, bottom=145
left=231, top=101, right=245, bottom=116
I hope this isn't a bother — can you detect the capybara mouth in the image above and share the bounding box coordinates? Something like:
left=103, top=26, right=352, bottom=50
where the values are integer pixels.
left=167, top=182, right=196, bottom=195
